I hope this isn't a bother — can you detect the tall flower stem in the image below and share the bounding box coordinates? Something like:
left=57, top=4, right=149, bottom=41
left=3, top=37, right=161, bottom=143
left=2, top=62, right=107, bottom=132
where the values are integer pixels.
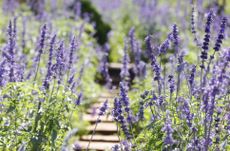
left=86, top=117, right=100, bottom=150
left=202, top=52, right=216, bottom=87
left=48, top=80, right=56, bottom=103
left=33, top=24, right=47, bottom=83
left=175, top=71, right=181, bottom=99
left=163, top=65, right=166, bottom=98
left=33, top=63, right=40, bottom=83
left=116, top=122, right=123, bottom=151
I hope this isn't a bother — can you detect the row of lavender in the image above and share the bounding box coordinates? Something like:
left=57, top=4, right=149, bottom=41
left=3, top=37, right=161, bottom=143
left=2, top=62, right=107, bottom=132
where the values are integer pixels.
left=90, top=6, right=230, bottom=151
left=0, top=13, right=101, bottom=150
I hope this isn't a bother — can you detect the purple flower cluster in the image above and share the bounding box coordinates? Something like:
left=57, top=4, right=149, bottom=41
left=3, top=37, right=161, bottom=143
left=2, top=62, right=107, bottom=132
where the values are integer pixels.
left=200, top=11, right=213, bottom=68
left=113, top=99, right=131, bottom=140
left=145, top=35, right=152, bottom=57
left=111, top=82, right=133, bottom=140
left=159, top=38, right=170, bottom=54
left=162, top=111, right=175, bottom=146
left=120, top=42, right=130, bottom=81
left=99, top=44, right=112, bottom=87
left=43, top=34, right=56, bottom=90
left=119, top=82, right=130, bottom=112
left=149, top=53, right=161, bottom=82
left=188, top=65, right=196, bottom=89
left=190, top=5, right=201, bottom=47
left=53, top=41, right=66, bottom=85
left=112, top=98, right=122, bottom=121
left=168, top=75, right=175, bottom=94
left=68, top=36, right=77, bottom=73
left=113, top=6, right=229, bottom=151
left=74, top=92, right=83, bottom=106
left=33, top=24, right=47, bottom=81
left=7, top=20, right=16, bottom=82
left=178, top=97, right=193, bottom=128
left=2, top=0, right=18, bottom=13
left=128, top=27, right=136, bottom=54
left=98, top=99, right=108, bottom=116
left=128, top=28, right=146, bottom=79
left=137, top=99, right=144, bottom=121
left=213, top=17, right=227, bottom=52
left=150, top=49, right=162, bottom=95
left=172, top=24, right=179, bottom=54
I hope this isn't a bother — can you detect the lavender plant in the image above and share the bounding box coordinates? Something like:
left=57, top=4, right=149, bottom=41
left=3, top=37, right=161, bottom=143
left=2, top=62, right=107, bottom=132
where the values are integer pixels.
left=0, top=16, right=99, bottom=150
left=99, top=43, right=112, bottom=88
left=112, top=9, right=230, bottom=151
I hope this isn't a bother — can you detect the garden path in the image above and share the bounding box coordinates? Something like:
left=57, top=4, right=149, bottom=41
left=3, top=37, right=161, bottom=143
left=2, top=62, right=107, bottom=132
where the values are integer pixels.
left=77, top=89, right=120, bottom=150
left=77, top=63, right=134, bottom=150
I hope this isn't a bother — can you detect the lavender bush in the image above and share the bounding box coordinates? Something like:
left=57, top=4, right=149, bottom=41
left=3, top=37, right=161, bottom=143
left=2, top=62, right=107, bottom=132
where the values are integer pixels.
left=109, top=6, right=230, bottom=151
left=0, top=11, right=101, bottom=150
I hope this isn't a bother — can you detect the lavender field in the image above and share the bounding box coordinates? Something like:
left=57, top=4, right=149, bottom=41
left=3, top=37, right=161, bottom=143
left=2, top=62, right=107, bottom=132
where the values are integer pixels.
left=0, top=0, right=229, bottom=151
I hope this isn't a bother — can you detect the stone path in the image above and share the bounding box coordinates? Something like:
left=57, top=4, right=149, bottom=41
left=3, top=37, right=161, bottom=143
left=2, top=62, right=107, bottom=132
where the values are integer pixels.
left=77, top=63, right=135, bottom=150
left=78, top=89, right=120, bottom=151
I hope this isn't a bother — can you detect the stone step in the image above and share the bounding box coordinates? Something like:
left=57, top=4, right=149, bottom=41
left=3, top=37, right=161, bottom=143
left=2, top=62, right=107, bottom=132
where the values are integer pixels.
left=108, top=89, right=119, bottom=95
left=77, top=141, right=118, bottom=150
left=86, top=107, right=100, bottom=115
left=86, top=107, right=113, bottom=115
left=108, top=63, right=135, bottom=86
left=97, top=98, right=114, bottom=103
left=99, top=93, right=116, bottom=98
left=80, top=135, right=119, bottom=142
left=100, top=90, right=119, bottom=98
left=83, top=114, right=114, bottom=123
left=91, top=103, right=113, bottom=109
left=109, top=63, right=134, bottom=69
left=86, top=109, right=97, bottom=115
left=87, top=123, right=117, bottom=134
left=91, top=103, right=103, bottom=108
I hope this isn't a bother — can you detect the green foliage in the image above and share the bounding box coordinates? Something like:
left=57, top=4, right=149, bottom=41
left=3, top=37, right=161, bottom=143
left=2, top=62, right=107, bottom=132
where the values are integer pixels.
left=0, top=10, right=101, bottom=150
left=0, top=82, right=79, bottom=150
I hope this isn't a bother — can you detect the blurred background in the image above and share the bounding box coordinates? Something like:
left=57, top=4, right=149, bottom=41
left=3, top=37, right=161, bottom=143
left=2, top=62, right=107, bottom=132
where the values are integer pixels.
left=1, top=0, right=230, bottom=63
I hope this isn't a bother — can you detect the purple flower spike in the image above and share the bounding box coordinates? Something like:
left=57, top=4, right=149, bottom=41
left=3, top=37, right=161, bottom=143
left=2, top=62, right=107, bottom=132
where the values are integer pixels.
left=6, top=19, right=17, bottom=83
left=54, top=41, right=66, bottom=85
left=129, top=27, right=136, bottom=54
left=99, top=44, right=112, bottom=87
left=32, top=24, right=47, bottom=81
left=120, top=41, right=130, bottom=81
left=172, top=24, right=179, bottom=54
left=119, top=115, right=132, bottom=140
left=112, top=97, right=122, bottom=121
left=159, top=39, right=170, bottom=54
left=137, top=99, right=144, bottom=120
left=168, top=75, right=175, bottom=94
left=162, top=111, right=175, bottom=146
left=119, top=82, right=130, bottom=112
left=145, top=35, right=152, bottom=57
left=73, top=142, right=81, bottom=151
left=75, top=92, right=83, bottom=106
left=0, top=61, right=6, bottom=86
left=190, top=5, right=201, bottom=47
left=43, top=34, right=56, bottom=90
left=35, top=24, right=47, bottom=63
left=98, top=100, right=108, bottom=116
left=111, top=144, right=119, bottom=151
left=189, top=65, right=196, bottom=88
left=2, top=0, right=19, bottom=13
left=214, top=17, right=227, bottom=52
left=68, top=36, right=77, bottom=73
left=200, top=11, right=213, bottom=68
